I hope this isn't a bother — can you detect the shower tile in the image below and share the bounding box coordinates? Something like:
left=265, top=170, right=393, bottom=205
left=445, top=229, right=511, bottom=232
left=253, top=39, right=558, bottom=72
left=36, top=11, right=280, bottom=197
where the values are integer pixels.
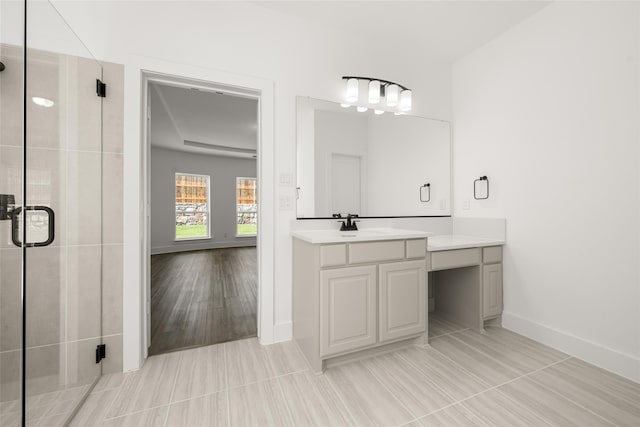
left=102, top=244, right=123, bottom=336
left=25, top=246, right=66, bottom=348
left=66, top=339, right=101, bottom=388
left=101, top=334, right=123, bottom=375
left=66, top=151, right=101, bottom=246
left=26, top=147, right=67, bottom=247
left=0, top=248, right=22, bottom=352
left=25, top=50, right=62, bottom=150
left=24, top=344, right=66, bottom=397
left=66, top=56, right=102, bottom=153
left=102, top=153, right=123, bottom=245
left=0, top=350, right=21, bottom=402
left=102, top=62, right=125, bottom=154
left=0, top=46, right=24, bottom=151
left=67, top=245, right=101, bottom=341
left=0, top=147, right=21, bottom=250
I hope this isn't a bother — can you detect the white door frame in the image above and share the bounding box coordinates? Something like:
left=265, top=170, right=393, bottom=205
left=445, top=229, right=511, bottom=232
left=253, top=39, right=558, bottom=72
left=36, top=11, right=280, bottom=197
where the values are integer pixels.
left=123, top=55, right=275, bottom=371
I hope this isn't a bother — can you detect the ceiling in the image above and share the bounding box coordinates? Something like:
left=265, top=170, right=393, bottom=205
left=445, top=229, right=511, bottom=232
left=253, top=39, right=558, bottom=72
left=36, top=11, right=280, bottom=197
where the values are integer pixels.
left=150, top=83, right=258, bottom=158
left=256, top=1, right=551, bottom=62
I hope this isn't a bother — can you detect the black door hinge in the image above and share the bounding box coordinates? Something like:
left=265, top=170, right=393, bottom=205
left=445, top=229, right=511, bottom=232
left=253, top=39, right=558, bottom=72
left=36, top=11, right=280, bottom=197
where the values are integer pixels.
left=96, top=344, right=106, bottom=363
left=96, top=79, right=107, bottom=98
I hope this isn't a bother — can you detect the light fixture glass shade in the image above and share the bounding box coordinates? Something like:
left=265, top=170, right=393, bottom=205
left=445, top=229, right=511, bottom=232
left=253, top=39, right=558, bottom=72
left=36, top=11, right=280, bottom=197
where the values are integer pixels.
left=368, top=80, right=380, bottom=104
left=374, top=109, right=384, bottom=115
left=340, top=103, right=351, bottom=108
left=386, top=84, right=399, bottom=107
left=345, top=78, right=358, bottom=102
left=32, top=96, right=54, bottom=107
left=399, top=89, right=412, bottom=112
left=356, top=106, right=368, bottom=112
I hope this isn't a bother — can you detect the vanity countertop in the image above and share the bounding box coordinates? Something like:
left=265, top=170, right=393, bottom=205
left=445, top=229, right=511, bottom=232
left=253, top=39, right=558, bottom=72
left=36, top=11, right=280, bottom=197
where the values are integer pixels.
left=427, top=234, right=505, bottom=252
left=291, top=228, right=431, bottom=244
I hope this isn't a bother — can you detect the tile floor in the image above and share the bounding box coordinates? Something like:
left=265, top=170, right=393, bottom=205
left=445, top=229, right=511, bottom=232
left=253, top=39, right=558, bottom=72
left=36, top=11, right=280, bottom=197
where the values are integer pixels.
left=62, top=315, right=640, bottom=427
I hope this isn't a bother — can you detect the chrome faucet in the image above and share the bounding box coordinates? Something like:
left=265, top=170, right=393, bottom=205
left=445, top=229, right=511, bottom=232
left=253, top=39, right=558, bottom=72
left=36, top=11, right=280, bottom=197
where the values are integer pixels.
left=335, top=213, right=359, bottom=231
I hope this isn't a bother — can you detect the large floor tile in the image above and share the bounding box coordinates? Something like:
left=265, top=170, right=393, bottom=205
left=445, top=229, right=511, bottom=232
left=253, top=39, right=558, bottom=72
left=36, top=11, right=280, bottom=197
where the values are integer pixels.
left=69, top=389, right=119, bottom=427
left=499, top=377, right=614, bottom=426
left=225, top=338, right=275, bottom=388
left=228, top=378, right=292, bottom=427
left=278, top=370, right=353, bottom=426
left=102, top=406, right=168, bottom=427
left=325, top=361, right=414, bottom=426
left=171, top=344, right=226, bottom=402
left=396, top=346, right=489, bottom=401
left=166, top=392, right=228, bottom=426
left=484, top=327, right=568, bottom=365
left=428, top=312, right=466, bottom=338
left=429, top=335, right=520, bottom=386
left=451, top=329, right=558, bottom=374
left=418, top=404, right=487, bottom=427
left=461, top=388, right=550, bottom=426
left=105, top=352, right=180, bottom=418
left=530, top=358, right=640, bottom=426
left=363, top=352, right=454, bottom=418
left=265, top=340, right=308, bottom=376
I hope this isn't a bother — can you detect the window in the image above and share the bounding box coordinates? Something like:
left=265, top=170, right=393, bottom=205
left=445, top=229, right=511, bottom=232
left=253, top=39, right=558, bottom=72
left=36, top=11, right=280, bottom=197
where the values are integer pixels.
left=236, top=177, right=257, bottom=237
left=175, top=173, right=210, bottom=240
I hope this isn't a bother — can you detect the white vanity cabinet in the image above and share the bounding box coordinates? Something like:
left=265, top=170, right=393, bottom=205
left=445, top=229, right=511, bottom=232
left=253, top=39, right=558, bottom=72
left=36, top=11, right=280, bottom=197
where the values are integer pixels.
left=482, top=246, right=503, bottom=320
left=293, top=236, right=428, bottom=373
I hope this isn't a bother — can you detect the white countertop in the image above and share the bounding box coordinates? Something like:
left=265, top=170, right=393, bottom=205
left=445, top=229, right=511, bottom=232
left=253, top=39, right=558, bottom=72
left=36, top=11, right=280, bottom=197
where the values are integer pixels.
left=427, top=234, right=505, bottom=251
left=291, top=228, right=431, bottom=244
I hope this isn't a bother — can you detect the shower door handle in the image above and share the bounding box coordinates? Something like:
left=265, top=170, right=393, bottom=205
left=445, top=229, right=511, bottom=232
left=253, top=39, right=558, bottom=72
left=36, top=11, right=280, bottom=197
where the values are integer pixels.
left=11, top=206, right=55, bottom=247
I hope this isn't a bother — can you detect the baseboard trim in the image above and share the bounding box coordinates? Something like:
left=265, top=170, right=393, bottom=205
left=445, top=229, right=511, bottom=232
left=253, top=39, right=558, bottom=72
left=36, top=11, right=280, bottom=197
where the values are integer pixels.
left=272, top=321, right=292, bottom=343
left=502, top=312, right=640, bottom=383
left=151, top=240, right=256, bottom=255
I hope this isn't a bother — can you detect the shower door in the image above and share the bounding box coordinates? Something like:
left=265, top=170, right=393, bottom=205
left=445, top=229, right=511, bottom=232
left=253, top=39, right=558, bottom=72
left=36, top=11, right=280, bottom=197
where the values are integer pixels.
left=1, top=1, right=104, bottom=425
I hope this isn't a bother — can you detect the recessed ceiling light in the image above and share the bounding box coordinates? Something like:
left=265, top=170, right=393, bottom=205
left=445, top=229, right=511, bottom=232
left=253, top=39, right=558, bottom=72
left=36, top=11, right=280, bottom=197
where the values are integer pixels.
left=32, top=97, right=54, bottom=108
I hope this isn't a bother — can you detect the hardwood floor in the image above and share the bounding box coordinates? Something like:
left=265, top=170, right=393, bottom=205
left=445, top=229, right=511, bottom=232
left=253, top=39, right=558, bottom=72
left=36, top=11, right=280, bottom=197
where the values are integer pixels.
left=149, top=247, right=257, bottom=356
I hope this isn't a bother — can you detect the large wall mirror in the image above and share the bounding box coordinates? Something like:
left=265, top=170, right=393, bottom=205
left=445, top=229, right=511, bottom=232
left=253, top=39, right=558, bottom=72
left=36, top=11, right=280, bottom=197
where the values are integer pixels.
left=296, top=96, right=452, bottom=218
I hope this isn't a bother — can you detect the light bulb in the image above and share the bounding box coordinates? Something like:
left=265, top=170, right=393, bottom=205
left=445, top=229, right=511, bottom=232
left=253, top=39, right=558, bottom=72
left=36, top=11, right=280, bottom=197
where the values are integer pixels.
left=340, top=103, right=351, bottom=108
left=399, top=89, right=412, bottom=112
left=356, top=106, right=368, bottom=113
left=386, top=84, right=399, bottom=107
left=345, top=78, right=358, bottom=103
left=32, top=97, right=54, bottom=108
left=374, top=109, right=384, bottom=115
left=368, top=80, right=380, bottom=104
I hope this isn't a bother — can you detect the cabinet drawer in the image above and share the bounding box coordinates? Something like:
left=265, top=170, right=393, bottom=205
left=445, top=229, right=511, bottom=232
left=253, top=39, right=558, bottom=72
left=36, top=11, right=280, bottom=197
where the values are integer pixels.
left=321, top=244, right=346, bottom=267
left=349, top=240, right=404, bottom=264
left=405, top=239, right=426, bottom=259
left=483, top=246, right=502, bottom=264
left=430, top=248, right=480, bottom=271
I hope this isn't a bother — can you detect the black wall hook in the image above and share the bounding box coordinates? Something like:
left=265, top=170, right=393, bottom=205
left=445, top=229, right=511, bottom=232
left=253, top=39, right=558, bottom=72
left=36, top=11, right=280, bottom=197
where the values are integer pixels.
left=420, top=183, right=431, bottom=202
left=474, top=176, right=489, bottom=200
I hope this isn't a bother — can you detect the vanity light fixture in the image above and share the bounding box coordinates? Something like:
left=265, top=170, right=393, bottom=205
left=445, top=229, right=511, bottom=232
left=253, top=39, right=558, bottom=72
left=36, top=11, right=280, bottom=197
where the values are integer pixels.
left=374, top=109, right=384, bottom=115
left=356, top=106, right=368, bottom=113
left=342, top=76, right=412, bottom=113
left=340, top=103, right=351, bottom=108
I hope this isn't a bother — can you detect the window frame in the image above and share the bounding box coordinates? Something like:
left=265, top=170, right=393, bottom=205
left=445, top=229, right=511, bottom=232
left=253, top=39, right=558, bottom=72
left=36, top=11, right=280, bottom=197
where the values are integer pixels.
left=235, top=176, right=257, bottom=238
left=174, top=172, right=212, bottom=241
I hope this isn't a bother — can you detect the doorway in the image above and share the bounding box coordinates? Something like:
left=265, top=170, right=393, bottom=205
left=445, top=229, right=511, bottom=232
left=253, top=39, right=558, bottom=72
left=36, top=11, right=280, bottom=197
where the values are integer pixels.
left=145, top=79, right=259, bottom=355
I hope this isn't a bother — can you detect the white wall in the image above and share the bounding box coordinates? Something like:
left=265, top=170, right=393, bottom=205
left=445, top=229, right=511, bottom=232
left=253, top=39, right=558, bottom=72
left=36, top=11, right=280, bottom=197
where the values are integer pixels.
left=453, top=2, right=640, bottom=381
left=51, top=1, right=453, bottom=369
left=150, top=147, right=256, bottom=254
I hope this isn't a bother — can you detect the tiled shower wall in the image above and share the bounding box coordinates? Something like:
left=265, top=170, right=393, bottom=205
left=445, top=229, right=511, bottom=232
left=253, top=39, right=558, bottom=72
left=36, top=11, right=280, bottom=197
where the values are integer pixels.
left=0, top=45, right=124, bottom=402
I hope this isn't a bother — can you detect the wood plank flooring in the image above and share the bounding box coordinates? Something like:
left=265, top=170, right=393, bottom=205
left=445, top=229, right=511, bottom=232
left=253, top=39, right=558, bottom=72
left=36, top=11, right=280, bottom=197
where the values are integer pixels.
left=149, top=247, right=257, bottom=356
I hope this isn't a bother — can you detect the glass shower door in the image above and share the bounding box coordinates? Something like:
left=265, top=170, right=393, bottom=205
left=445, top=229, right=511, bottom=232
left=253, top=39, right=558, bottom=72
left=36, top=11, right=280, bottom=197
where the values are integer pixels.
left=1, top=1, right=104, bottom=425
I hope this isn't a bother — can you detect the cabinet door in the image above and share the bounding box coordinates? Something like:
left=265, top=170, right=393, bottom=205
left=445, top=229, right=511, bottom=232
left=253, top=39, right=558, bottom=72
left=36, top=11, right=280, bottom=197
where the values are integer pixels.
left=483, top=263, right=503, bottom=319
left=320, top=265, right=377, bottom=357
left=379, top=260, right=427, bottom=343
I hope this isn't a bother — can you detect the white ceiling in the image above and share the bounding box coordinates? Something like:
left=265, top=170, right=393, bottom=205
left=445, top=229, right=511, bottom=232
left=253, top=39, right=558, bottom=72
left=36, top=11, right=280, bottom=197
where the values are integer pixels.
left=256, top=1, right=551, bottom=62
left=150, top=83, right=258, bottom=158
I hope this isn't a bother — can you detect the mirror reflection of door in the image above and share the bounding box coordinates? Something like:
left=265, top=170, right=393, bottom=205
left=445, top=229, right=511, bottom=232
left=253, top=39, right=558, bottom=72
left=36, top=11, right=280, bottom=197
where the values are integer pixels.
left=331, top=153, right=361, bottom=215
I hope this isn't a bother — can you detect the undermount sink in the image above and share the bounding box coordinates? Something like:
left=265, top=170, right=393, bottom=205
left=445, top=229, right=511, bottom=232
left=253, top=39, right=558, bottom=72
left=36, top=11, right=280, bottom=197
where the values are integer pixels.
left=291, top=227, right=431, bottom=244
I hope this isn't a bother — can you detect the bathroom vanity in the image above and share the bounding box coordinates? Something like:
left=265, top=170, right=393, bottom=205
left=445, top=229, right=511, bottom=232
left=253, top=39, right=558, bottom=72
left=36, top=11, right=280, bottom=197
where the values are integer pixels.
left=292, top=228, right=430, bottom=373
left=427, top=235, right=505, bottom=330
